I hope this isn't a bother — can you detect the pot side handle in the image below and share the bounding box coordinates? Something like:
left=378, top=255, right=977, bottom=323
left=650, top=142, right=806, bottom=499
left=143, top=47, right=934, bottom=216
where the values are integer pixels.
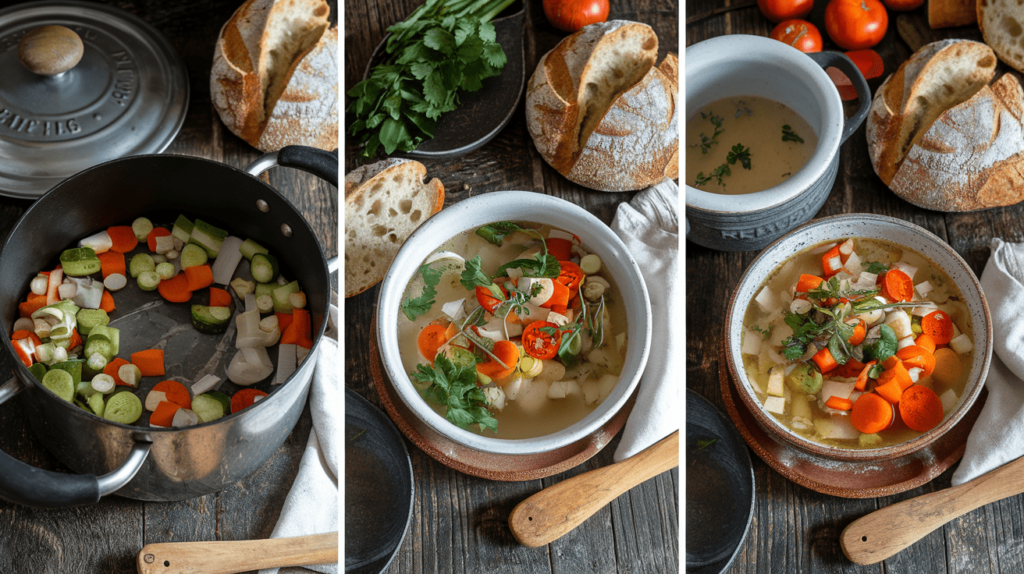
left=245, top=145, right=338, bottom=188
left=0, top=376, right=151, bottom=508
left=806, top=51, right=872, bottom=145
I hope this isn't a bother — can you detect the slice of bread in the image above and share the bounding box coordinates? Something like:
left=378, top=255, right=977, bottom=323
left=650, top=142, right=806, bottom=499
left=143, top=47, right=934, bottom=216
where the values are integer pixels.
left=978, top=0, right=1024, bottom=74
left=345, top=159, right=444, bottom=297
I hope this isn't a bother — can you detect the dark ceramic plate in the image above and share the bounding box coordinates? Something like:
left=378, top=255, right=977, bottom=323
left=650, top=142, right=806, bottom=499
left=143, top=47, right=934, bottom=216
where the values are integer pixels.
left=345, top=388, right=414, bottom=574
left=686, top=390, right=755, bottom=574
left=361, top=1, right=526, bottom=159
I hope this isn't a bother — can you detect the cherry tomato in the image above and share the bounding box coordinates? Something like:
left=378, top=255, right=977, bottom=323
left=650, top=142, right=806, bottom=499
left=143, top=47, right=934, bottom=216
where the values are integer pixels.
left=882, top=0, right=923, bottom=10
left=543, top=0, right=610, bottom=32
left=770, top=19, right=823, bottom=53
left=757, top=0, right=814, bottom=23
left=824, top=0, right=888, bottom=50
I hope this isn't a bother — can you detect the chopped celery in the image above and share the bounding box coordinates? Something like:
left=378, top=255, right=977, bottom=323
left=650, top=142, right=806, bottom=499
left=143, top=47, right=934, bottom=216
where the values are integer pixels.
left=172, top=214, right=194, bottom=244
left=60, top=247, right=101, bottom=276
left=240, top=238, right=269, bottom=260
left=189, top=219, right=228, bottom=258
left=129, top=253, right=156, bottom=278
left=132, top=217, right=154, bottom=242
left=87, top=326, right=119, bottom=356
left=272, top=281, right=300, bottom=313
left=155, top=262, right=175, bottom=280
left=230, top=278, right=255, bottom=298
left=138, top=271, right=161, bottom=291
left=76, top=309, right=109, bottom=336
left=87, top=393, right=105, bottom=417
left=180, top=244, right=208, bottom=269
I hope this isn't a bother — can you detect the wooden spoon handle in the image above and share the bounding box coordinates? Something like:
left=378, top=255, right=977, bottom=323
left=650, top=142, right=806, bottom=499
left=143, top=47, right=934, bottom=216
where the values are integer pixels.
left=136, top=532, right=337, bottom=574
left=509, top=431, right=679, bottom=547
left=841, top=455, right=1024, bottom=564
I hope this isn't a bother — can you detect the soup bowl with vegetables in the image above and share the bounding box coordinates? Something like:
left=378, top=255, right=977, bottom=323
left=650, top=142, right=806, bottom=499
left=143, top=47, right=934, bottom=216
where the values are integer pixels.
left=725, top=214, right=991, bottom=461
left=375, top=192, right=651, bottom=465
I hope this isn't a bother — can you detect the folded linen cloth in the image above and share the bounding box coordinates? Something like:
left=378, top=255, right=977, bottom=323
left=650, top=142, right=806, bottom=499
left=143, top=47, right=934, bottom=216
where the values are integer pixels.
left=259, top=306, right=339, bottom=574
left=611, top=179, right=681, bottom=462
left=952, top=239, right=1024, bottom=486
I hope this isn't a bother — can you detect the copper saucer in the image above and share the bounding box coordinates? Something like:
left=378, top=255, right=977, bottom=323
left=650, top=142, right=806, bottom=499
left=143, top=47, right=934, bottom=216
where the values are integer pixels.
left=368, top=317, right=635, bottom=481
left=717, top=346, right=986, bottom=498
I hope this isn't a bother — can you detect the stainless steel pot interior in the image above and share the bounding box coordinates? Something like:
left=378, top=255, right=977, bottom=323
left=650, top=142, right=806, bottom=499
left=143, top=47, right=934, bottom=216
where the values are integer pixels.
left=0, top=150, right=334, bottom=505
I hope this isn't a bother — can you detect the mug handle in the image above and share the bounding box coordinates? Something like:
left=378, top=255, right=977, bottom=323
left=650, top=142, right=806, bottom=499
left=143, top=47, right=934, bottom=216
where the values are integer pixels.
left=806, top=51, right=872, bottom=144
left=0, top=377, right=151, bottom=508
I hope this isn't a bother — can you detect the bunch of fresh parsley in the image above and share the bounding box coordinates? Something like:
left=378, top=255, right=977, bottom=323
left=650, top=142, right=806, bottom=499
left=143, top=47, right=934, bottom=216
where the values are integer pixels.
left=347, top=0, right=514, bottom=158
left=413, top=354, right=498, bottom=432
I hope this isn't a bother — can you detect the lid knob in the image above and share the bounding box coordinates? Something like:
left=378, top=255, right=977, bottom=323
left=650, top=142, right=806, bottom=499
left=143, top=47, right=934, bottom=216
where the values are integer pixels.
left=18, top=25, right=84, bottom=76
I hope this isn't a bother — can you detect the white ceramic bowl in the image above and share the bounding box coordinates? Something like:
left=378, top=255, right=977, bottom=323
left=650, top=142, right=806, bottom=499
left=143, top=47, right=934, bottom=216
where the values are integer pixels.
left=725, top=214, right=992, bottom=461
left=375, top=192, right=652, bottom=455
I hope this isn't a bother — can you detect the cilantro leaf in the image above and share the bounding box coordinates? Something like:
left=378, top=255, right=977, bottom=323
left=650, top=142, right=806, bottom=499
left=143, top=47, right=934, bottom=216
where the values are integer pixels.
left=414, top=355, right=498, bottom=432
left=460, top=255, right=492, bottom=290
left=400, top=263, right=443, bottom=321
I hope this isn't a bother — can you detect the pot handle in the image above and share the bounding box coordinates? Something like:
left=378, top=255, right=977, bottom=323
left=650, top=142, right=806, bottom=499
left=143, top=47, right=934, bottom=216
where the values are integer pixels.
left=245, top=145, right=338, bottom=188
left=0, top=377, right=151, bottom=508
left=806, top=51, right=872, bottom=145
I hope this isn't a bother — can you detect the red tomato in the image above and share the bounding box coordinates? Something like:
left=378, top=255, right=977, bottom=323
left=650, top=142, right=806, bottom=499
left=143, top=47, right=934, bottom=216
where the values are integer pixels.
left=758, top=0, right=814, bottom=23
left=770, top=19, right=823, bottom=52
left=882, top=0, right=923, bottom=10
left=543, top=0, right=610, bottom=32
left=824, top=0, right=888, bottom=50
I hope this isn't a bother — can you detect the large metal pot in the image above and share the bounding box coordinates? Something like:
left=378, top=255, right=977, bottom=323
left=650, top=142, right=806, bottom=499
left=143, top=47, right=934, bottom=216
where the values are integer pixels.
left=0, top=146, right=336, bottom=507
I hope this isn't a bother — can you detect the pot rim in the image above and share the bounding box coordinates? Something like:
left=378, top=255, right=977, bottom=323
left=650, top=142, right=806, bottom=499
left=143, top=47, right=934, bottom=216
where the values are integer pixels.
left=0, top=153, right=332, bottom=433
left=724, top=213, right=992, bottom=461
left=375, top=191, right=652, bottom=455
left=684, top=35, right=844, bottom=214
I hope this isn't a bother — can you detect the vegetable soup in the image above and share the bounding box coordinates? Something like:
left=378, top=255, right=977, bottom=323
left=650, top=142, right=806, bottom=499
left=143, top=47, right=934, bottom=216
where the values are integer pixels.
left=397, top=222, right=628, bottom=439
left=687, top=96, right=817, bottom=194
left=741, top=238, right=974, bottom=449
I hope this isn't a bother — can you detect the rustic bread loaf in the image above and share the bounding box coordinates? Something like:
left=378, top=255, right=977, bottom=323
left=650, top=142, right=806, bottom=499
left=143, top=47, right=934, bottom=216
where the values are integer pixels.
left=928, top=0, right=977, bottom=29
left=211, top=0, right=337, bottom=152
left=525, top=21, right=678, bottom=192
left=345, top=159, right=444, bottom=297
left=978, top=0, right=1024, bottom=74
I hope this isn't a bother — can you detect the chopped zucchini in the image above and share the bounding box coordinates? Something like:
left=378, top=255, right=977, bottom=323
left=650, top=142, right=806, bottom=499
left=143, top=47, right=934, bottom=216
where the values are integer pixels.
left=180, top=244, right=208, bottom=269
left=129, top=253, right=156, bottom=278
left=60, top=247, right=101, bottom=276
left=272, top=281, right=300, bottom=313
left=76, top=309, right=109, bottom=336
left=191, top=305, right=232, bottom=334
left=240, top=238, right=269, bottom=260
left=250, top=253, right=279, bottom=283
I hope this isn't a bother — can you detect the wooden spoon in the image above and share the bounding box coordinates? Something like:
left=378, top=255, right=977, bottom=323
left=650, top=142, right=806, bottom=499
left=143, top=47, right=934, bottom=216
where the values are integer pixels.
left=136, top=532, right=337, bottom=574
left=841, top=455, right=1024, bottom=564
left=509, top=431, right=679, bottom=547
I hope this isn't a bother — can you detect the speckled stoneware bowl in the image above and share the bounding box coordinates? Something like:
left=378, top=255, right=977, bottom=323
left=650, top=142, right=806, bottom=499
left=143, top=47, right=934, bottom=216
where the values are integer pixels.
left=725, top=214, right=993, bottom=463
left=685, top=35, right=871, bottom=252
left=375, top=192, right=652, bottom=462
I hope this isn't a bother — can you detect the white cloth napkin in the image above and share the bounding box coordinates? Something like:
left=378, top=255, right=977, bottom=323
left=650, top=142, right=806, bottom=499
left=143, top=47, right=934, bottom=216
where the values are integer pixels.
left=611, top=179, right=681, bottom=462
left=952, top=239, right=1024, bottom=485
left=259, top=306, right=339, bottom=574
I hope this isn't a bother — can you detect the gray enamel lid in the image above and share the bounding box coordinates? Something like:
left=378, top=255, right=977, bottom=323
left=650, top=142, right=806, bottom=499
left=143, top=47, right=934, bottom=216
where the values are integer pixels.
left=0, top=0, right=188, bottom=198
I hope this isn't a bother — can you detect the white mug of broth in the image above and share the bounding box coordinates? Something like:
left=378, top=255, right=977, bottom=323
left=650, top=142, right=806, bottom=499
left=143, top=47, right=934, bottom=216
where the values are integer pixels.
left=684, top=35, right=871, bottom=252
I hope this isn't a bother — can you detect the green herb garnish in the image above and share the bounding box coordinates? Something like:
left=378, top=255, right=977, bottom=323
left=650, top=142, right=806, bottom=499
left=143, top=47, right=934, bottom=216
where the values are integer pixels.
left=691, top=112, right=724, bottom=154
left=782, top=124, right=804, bottom=143
left=400, top=263, right=444, bottom=320
left=413, top=355, right=498, bottom=432
left=726, top=143, right=751, bottom=170
left=751, top=323, right=774, bottom=341
left=460, top=255, right=492, bottom=289
left=863, top=261, right=891, bottom=274
left=694, top=163, right=731, bottom=188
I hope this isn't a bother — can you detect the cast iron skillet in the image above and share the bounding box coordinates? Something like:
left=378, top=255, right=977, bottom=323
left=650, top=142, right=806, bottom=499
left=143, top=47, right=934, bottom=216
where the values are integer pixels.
left=0, top=146, right=336, bottom=507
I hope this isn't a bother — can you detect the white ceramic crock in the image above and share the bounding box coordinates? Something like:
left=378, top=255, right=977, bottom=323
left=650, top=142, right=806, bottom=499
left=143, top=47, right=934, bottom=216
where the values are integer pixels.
left=375, top=192, right=652, bottom=456
left=725, top=214, right=992, bottom=461
left=686, top=35, right=871, bottom=252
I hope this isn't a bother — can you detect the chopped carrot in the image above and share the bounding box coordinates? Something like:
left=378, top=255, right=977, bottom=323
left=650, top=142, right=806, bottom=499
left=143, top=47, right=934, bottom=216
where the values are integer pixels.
left=98, top=251, right=126, bottom=279
left=932, top=348, right=963, bottom=388
left=556, top=261, right=585, bottom=299
left=281, top=308, right=312, bottom=348
left=100, top=291, right=116, bottom=312
left=875, top=379, right=904, bottom=404
left=897, top=346, right=936, bottom=376
left=541, top=280, right=570, bottom=310
left=825, top=395, right=854, bottom=411
left=443, top=322, right=460, bottom=342
left=147, top=227, right=171, bottom=252
left=231, top=388, right=268, bottom=414
left=131, top=349, right=165, bottom=376
left=19, top=293, right=47, bottom=318
left=276, top=312, right=294, bottom=332
left=11, top=330, right=37, bottom=342
left=899, top=385, right=944, bottom=432
left=882, top=355, right=901, bottom=370
left=878, top=360, right=913, bottom=391
left=847, top=319, right=866, bottom=346
left=795, top=274, right=824, bottom=293
left=851, top=392, right=893, bottom=433
left=475, top=284, right=507, bottom=314
left=855, top=360, right=878, bottom=391
left=209, top=287, right=231, bottom=308
left=107, top=226, right=139, bottom=253
left=822, top=245, right=843, bottom=278
left=158, top=273, right=192, bottom=303
left=105, top=358, right=131, bottom=386
left=547, top=238, right=572, bottom=261
left=881, top=269, right=913, bottom=302
left=184, top=265, right=214, bottom=291
left=417, top=324, right=449, bottom=364
left=477, top=340, right=520, bottom=380
left=152, top=380, right=191, bottom=410
left=921, top=311, right=954, bottom=345
left=150, top=401, right=180, bottom=427
left=915, top=334, right=937, bottom=355
left=811, top=347, right=838, bottom=373
left=834, top=357, right=865, bottom=378
left=67, top=328, right=82, bottom=351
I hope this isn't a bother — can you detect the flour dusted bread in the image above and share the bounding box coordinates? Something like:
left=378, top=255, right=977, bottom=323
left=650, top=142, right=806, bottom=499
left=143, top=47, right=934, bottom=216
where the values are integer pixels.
left=345, top=159, right=444, bottom=297
left=978, top=0, right=1024, bottom=74
left=525, top=21, right=678, bottom=192
left=865, top=39, right=1024, bottom=211
left=211, top=0, right=337, bottom=152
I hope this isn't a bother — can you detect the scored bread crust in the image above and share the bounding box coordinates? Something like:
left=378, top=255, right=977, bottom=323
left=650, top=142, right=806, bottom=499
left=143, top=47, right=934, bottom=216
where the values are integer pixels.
left=345, top=159, right=444, bottom=298
left=526, top=21, right=677, bottom=191
left=889, top=74, right=1024, bottom=211
left=978, top=0, right=1024, bottom=75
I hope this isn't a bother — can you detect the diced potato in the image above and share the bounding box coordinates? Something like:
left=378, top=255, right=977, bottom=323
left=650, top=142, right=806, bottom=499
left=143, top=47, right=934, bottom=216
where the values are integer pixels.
left=792, top=394, right=812, bottom=420
left=778, top=289, right=793, bottom=306
left=538, top=360, right=566, bottom=381
left=755, top=286, right=775, bottom=313
left=939, top=388, right=958, bottom=414
left=742, top=331, right=761, bottom=356
left=859, top=433, right=883, bottom=447
left=845, top=250, right=863, bottom=275
left=615, top=332, right=626, bottom=352
left=897, top=335, right=916, bottom=350
left=546, top=310, right=570, bottom=326
left=894, top=261, right=918, bottom=280
left=838, top=238, right=855, bottom=257
left=952, top=322, right=962, bottom=338
left=548, top=381, right=568, bottom=399
left=582, top=380, right=600, bottom=405
left=505, top=375, right=523, bottom=400
left=950, top=334, right=974, bottom=354
left=764, top=396, right=787, bottom=415
left=485, top=387, right=506, bottom=411
left=767, top=366, right=785, bottom=397
left=821, top=380, right=856, bottom=404
left=769, top=322, right=793, bottom=347
left=791, top=416, right=813, bottom=431
left=908, top=367, right=923, bottom=383
left=912, top=303, right=938, bottom=317
left=595, top=374, right=617, bottom=402
left=884, top=310, right=913, bottom=339
left=915, top=281, right=934, bottom=297
left=814, top=414, right=860, bottom=440
left=516, top=379, right=551, bottom=414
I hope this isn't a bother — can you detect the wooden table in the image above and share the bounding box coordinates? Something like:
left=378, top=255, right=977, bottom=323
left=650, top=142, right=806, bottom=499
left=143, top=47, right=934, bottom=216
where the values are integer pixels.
left=0, top=2, right=338, bottom=573
left=345, top=1, right=679, bottom=572
left=687, top=4, right=1024, bottom=573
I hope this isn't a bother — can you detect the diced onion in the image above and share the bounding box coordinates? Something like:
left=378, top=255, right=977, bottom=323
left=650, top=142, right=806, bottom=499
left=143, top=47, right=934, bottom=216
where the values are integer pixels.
left=191, top=374, right=222, bottom=396
left=212, top=237, right=245, bottom=285
left=104, top=274, right=127, bottom=291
